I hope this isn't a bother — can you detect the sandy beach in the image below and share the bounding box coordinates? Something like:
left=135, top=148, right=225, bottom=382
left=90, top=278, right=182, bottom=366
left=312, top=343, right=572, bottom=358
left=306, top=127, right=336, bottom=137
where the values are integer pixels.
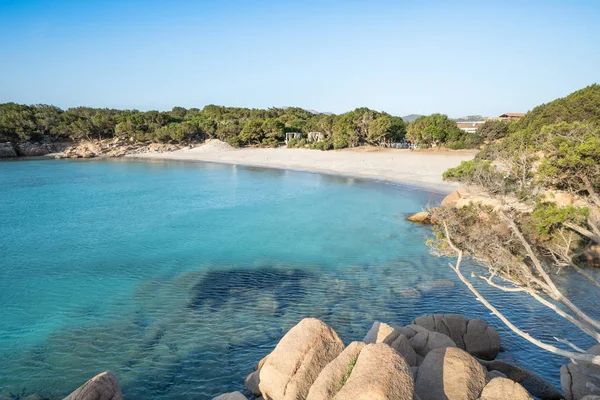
left=129, top=140, right=476, bottom=193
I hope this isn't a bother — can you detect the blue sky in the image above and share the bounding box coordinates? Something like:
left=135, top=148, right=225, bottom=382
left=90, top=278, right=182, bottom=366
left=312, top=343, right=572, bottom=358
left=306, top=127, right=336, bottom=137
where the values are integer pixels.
left=0, top=0, right=599, bottom=117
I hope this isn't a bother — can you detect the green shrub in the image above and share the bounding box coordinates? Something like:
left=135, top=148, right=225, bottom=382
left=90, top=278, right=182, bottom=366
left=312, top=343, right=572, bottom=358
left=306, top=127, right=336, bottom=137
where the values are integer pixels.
left=338, top=358, right=357, bottom=388
left=310, top=139, right=333, bottom=151
left=286, top=138, right=307, bottom=148
left=477, top=120, right=509, bottom=141
left=529, top=202, right=588, bottom=239
left=443, top=160, right=493, bottom=181
left=261, top=137, right=280, bottom=148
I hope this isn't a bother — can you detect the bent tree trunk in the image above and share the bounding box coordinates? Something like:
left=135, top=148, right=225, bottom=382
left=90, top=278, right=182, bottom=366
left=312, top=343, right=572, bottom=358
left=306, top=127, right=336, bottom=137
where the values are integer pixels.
left=443, top=222, right=600, bottom=365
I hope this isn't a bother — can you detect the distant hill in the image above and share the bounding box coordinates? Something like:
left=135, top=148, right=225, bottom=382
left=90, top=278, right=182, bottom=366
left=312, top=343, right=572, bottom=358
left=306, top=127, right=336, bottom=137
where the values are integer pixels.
left=402, top=114, right=423, bottom=123
left=453, top=115, right=484, bottom=122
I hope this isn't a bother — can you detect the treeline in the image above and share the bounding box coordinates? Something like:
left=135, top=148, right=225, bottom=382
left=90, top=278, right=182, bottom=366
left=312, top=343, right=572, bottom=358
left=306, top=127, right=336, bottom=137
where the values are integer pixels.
left=0, top=102, right=496, bottom=150
left=0, top=103, right=409, bottom=149
left=406, top=113, right=485, bottom=149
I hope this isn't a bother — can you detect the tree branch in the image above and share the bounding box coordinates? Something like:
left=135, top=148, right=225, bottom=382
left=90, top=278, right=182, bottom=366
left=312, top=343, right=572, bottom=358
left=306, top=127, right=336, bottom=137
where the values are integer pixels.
left=565, top=222, right=600, bottom=245
left=502, top=214, right=600, bottom=331
left=477, top=272, right=600, bottom=343
left=443, top=222, right=600, bottom=364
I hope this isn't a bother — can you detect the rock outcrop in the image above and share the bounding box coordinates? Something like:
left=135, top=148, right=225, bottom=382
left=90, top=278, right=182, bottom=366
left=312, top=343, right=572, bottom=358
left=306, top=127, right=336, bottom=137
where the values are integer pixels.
left=58, top=315, right=549, bottom=400
left=306, top=341, right=366, bottom=400
left=479, top=377, right=533, bottom=400
left=63, top=371, right=122, bottom=400
left=362, top=322, right=419, bottom=366
left=244, top=369, right=261, bottom=397
left=580, top=245, right=600, bottom=268
left=414, top=347, right=487, bottom=400
left=441, top=190, right=461, bottom=207
left=390, top=333, right=418, bottom=367
left=212, top=392, right=247, bottom=400
left=561, top=344, right=600, bottom=400
left=413, top=314, right=500, bottom=360
left=258, top=318, right=345, bottom=400
left=16, top=142, right=56, bottom=156
left=480, top=359, right=563, bottom=400
left=57, top=139, right=183, bottom=159
left=409, top=330, right=457, bottom=358
left=333, top=343, right=414, bottom=400
left=363, top=321, right=400, bottom=344
left=0, top=142, right=17, bottom=157
left=406, top=211, right=435, bottom=224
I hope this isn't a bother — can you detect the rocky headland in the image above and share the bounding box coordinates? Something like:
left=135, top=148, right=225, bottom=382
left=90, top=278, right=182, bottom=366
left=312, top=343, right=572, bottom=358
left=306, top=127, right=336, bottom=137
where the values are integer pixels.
left=54, top=314, right=598, bottom=400
left=0, top=138, right=184, bottom=159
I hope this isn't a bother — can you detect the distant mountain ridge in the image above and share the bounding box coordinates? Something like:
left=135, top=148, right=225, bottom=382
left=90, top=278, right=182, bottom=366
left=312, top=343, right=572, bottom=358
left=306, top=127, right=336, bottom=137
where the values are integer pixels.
left=402, top=114, right=423, bottom=122
left=453, top=115, right=484, bottom=122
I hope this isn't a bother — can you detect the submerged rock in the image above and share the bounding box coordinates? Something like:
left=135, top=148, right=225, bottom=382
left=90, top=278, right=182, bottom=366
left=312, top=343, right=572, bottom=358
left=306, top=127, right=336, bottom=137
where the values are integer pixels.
left=63, top=371, right=123, bottom=400
left=415, top=280, right=455, bottom=294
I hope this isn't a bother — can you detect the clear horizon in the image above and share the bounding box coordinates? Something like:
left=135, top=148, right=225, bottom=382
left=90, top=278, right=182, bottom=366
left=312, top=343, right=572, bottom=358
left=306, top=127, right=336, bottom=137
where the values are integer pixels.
left=1, top=0, right=599, bottom=117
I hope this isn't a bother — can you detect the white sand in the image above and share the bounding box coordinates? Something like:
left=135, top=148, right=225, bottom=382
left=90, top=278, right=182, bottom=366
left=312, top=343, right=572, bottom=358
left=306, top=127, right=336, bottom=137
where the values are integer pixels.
left=129, top=140, right=477, bottom=193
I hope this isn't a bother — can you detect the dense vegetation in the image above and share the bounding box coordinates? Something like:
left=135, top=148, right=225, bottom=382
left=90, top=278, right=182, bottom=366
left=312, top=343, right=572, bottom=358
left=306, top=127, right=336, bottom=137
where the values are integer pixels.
left=475, top=120, right=509, bottom=141
left=431, top=84, right=600, bottom=369
left=446, top=84, right=600, bottom=199
left=0, top=103, right=408, bottom=149
left=1, top=102, right=493, bottom=150
left=406, top=113, right=483, bottom=149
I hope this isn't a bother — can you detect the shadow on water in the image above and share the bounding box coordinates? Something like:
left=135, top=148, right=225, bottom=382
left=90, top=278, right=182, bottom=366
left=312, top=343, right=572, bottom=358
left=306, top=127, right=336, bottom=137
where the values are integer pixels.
left=188, top=267, right=311, bottom=314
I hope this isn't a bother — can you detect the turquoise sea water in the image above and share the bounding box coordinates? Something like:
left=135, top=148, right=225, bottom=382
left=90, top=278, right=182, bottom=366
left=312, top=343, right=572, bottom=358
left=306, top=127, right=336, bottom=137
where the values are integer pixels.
left=1, top=159, right=599, bottom=399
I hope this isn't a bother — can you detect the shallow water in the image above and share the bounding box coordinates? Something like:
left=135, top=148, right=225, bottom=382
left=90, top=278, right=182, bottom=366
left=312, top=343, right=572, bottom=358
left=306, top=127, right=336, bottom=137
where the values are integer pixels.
left=0, top=159, right=598, bottom=399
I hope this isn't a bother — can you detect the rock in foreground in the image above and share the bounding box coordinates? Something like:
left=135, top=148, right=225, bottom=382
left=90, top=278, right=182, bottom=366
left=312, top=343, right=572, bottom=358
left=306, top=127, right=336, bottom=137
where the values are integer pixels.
left=414, top=347, right=487, bottom=400
left=334, top=343, right=414, bottom=400
left=63, top=371, right=122, bottom=400
left=480, top=359, right=563, bottom=400
left=561, top=344, right=600, bottom=400
left=479, top=377, right=533, bottom=400
left=258, top=318, right=345, bottom=400
left=60, top=314, right=555, bottom=400
left=306, top=341, right=366, bottom=400
left=412, top=314, right=500, bottom=360
left=212, top=392, right=247, bottom=400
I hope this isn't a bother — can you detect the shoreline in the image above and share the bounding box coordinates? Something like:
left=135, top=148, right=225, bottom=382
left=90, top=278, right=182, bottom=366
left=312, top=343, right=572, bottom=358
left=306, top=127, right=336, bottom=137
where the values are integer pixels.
left=128, top=143, right=477, bottom=194
left=129, top=155, right=456, bottom=194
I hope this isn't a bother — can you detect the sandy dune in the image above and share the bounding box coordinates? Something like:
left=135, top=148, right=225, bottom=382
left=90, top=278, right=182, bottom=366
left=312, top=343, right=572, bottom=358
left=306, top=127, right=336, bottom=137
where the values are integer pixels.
left=130, top=141, right=477, bottom=193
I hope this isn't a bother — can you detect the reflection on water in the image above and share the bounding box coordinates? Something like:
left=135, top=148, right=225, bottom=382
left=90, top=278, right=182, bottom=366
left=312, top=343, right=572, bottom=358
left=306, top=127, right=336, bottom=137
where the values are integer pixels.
left=0, top=159, right=599, bottom=399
